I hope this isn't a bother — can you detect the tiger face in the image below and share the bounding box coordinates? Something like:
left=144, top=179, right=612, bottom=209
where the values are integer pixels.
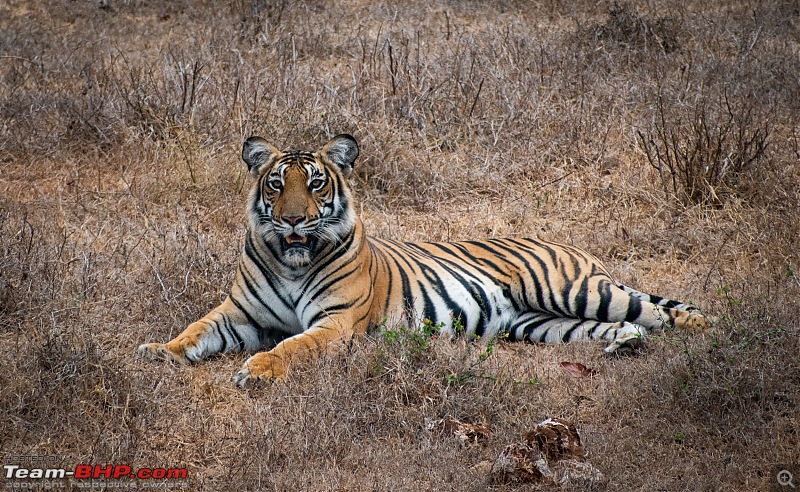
left=241, top=134, right=359, bottom=267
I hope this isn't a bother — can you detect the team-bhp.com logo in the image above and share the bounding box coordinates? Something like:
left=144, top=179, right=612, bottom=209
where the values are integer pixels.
left=4, top=457, right=188, bottom=489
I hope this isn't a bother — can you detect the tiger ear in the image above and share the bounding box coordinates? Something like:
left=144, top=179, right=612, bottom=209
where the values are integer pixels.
left=242, top=136, right=280, bottom=177
left=320, top=134, right=359, bottom=177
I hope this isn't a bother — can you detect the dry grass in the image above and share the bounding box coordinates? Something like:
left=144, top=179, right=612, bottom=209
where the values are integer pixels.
left=1, top=0, right=799, bottom=490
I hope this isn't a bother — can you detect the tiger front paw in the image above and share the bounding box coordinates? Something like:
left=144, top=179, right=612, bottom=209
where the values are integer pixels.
left=136, top=342, right=191, bottom=365
left=233, top=352, right=286, bottom=388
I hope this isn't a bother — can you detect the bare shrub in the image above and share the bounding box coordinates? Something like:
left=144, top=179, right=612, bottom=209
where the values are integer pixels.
left=636, top=91, right=771, bottom=206
left=591, top=2, right=680, bottom=55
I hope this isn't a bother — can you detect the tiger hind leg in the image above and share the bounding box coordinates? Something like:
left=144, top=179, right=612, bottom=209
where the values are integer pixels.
left=506, top=311, right=647, bottom=353
left=611, top=283, right=709, bottom=334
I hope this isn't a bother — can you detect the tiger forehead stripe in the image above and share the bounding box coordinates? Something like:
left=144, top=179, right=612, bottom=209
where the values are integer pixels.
left=274, top=152, right=321, bottom=175
left=279, top=151, right=315, bottom=164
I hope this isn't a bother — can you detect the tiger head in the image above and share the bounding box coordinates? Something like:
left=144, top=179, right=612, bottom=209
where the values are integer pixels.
left=241, top=134, right=359, bottom=268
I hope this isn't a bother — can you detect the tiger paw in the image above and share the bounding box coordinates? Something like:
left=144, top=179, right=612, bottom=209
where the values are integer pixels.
left=234, top=352, right=286, bottom=388
left=136, top=342, right=190, bottom=365
left=683, top=313, right=711, bottom=334
left=603, top=322, right=646, bottom=355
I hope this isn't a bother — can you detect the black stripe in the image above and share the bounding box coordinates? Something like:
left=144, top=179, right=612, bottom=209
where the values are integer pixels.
left=222, top=315, right=245, bottom=351
left=596, top=281, right=613, bottom=321
left=505, top=238, right=568, bottom=317
left=369, top=242, right=395, bottom=318
left=303, top=262, right=363, bottom=308
left=463, top=240, right=511, bottom=268
left=520, top=314, right=556, bottom=341
left=587, top=321, right=604, bottom=339
left=560, top=278, right=575, bottom=315
left=237, top=263, right=282, bottom=321
left=412, top=242, right=506, bottom=293
left=307, top=299, right=359, bottom=327
left=213, top=321, right=228, bottom=353
left=300, top=261, right=370, bottom=324
left=380, top=242, right=417, bottom=310
left=388, top=241, right=420, bottom=273
left=245, top=234, right=294, bottom=311
left=625, top=294, right=642, bottom=322
left=560, top=319, right=585, bottom=343
left=421, top=261, right=471, bottom=334
left=480, top=239, right=544, bottom=314
left=230, top=295, right=271, bottom=337
left=503, top=287, right=521, bottom=311
left=300, top=226, right=358, bottom=292
left=574, top=276, right=589, bottom=319
left=404, top=243, right=480, bottom=333
left=451, top=242, right=512, bottom=278
left=417, top=282, right=438, bottom=325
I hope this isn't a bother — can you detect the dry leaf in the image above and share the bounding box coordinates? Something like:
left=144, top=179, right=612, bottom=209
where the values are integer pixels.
left=560, top=361, right=597, bottom=378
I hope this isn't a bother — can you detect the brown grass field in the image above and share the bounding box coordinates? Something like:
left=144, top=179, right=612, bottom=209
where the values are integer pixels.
left=2, top=0, right=799, bottom=490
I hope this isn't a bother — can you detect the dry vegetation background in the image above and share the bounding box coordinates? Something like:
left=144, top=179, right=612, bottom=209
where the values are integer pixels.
left=1, top=0, right=799, bottom=490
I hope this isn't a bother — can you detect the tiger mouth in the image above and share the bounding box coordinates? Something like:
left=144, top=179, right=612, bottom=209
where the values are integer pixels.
left=285, top=233, right=309, bottom=246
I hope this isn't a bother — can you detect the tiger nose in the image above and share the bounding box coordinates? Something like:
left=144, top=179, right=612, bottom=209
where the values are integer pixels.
left=283, top=216, right=304, bottom=226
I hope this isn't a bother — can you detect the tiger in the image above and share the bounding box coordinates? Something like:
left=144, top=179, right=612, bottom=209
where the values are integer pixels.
left=137, top=134, right=709, bottom=387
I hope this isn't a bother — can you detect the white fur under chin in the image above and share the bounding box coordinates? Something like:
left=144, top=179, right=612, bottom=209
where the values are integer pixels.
left=283, top=248, right=312, bottom=267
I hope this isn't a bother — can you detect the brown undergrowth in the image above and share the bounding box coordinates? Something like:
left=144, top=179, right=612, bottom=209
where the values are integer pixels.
left=1, top=1, right=798, bottom=490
